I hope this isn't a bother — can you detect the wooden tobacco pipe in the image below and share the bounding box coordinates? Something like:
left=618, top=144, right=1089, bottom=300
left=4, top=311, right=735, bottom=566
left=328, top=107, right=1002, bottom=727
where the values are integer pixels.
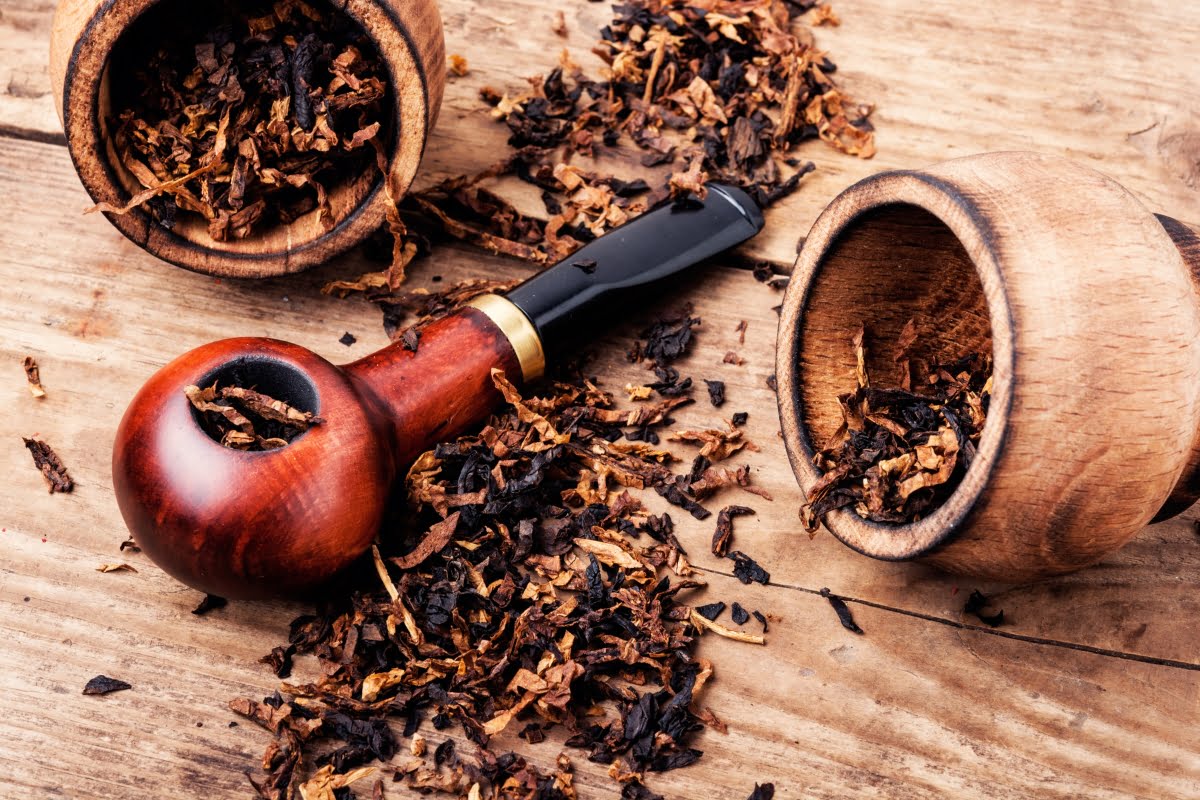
left=776, top=151, right=1200, bottom=581
left=114, top=186, right=764, bottom=598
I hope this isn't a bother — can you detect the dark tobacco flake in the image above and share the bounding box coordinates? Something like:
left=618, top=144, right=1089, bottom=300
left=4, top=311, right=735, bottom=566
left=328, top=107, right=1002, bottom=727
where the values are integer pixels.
left=732, top=412, right=748, bottom=427
left=83, top=675, right=132, bottom=695
left=259, top=646, right=294, bottom=679
left=820, top=588, right=863, bottom=634
left=752, top=609, right=769, bottom=633
left=192, top=594, right=228, bottom=616
left=656, top=482, right=711, bottom=520
left=339, top=332, right=356, bottom=346
left=731, top=603, right=750, bottom=625
left=648, top=365, right=693, bottom=397
left=728, top=551, right=770, bottom=585
left=571, top=258, right=598, bottom=274
left=712, top=505, right=755, bottom=557
left=964, top=589, right=1006, bottom=627
left=747, top=783, right=776, bottom=800
left=704, top=379, right=726, bottom=408
left=401, top=327, right=421, bottom=352
left=623, top=782, right=666, bottom=800
left=766, top=374, right=778, bottom=392
left=695, top=601, right=727, bottom=621
left=119, top=539, right=141, bottom=553
left=640, top=312, right=701, bottom=365
left=800, top=322, right=991, bottom=531
left=22, top=438, right=73, bottom=493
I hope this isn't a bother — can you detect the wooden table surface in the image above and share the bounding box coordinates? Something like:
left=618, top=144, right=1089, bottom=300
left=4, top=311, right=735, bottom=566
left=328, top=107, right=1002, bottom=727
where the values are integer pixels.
left=2, top=1, right=1198, bottom=798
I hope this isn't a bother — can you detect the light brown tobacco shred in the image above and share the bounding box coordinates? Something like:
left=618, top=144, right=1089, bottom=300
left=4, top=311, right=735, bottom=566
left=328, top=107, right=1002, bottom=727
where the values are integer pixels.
left=184, top=383, right=322, bottom=452
left=22, top=356, right=45, bottom=398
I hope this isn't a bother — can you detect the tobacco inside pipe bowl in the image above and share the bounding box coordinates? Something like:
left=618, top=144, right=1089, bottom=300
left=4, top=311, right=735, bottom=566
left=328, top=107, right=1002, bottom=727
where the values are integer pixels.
left=49, top=0, right=445, bottom=278
left=112, top=185, right=764, bottom=599
left=776, top=151, right=1200, bottom=581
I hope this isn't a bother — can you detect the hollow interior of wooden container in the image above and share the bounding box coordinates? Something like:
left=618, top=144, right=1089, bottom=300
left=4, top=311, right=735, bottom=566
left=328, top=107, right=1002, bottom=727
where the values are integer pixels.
left=99, top=0, right=390, bottom=255
left=796, top=203, right=994, bottom=447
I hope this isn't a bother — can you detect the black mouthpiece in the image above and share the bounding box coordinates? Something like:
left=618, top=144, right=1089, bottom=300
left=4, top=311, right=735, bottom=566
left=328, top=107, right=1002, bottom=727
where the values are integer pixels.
left=505, top=183, right=764, bottom=352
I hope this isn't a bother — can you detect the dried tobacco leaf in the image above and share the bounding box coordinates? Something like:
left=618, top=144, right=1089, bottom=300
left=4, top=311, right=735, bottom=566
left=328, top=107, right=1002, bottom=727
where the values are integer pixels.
left=690, top=608, right=766, bottom=645
left=233, top=352, right=748, bottom=797
left=747, top=783, right=776, bottom=800
left=639, top=312, right=701, bottom=365
left=96, top=563, right=138, bottom=574
left=704, top=379, right=726, bottom=408
left=800, top=323, right=991, bottom=530
left=22, top=356, right=45, bottom=398
left=695, top=601, right=727, bottom=621
left=185, top=382, right=322, bottom=452
left=101, top=0, right=388, bottom=241
left=22, top=438, right=73, bottom=493
left=752, top=610, right=769, bottom=633
left=727, top=551, right=770, bottom=585
left=964, top=590, right=1006, bottom=627
left=670, top=424, right=755, bottom=462
left=339, top=332, right=357, bottom=346
left=193, top=594, right=228, bottom=616
left=83, top=675, right=132, bottom=695
left=819, top=588, right=863, bottom=634
left=712, top=505, right=755, bottom=557
left=731, top=603, right=750, bottom=626
left=320, top=0, right=876, bottom=369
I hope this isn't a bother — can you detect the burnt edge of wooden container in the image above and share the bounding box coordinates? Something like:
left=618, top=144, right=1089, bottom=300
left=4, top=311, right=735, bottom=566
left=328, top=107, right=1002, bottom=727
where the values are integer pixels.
left=775, top=168, right=1015, bottom=563
left=60, top=0, right=435, bottom=279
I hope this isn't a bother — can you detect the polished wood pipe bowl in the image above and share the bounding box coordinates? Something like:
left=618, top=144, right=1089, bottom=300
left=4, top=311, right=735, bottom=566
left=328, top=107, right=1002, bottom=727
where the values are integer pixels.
left=113, top=308, right=522, bottom=599
left=776, top=151, right=1200, bottom=581
left=49, top=0, right=444, bottom=278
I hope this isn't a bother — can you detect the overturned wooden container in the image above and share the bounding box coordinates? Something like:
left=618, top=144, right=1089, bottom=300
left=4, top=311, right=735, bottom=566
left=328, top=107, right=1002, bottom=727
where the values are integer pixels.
left=777, top=151, right=1200, bottom=581
left=49, top=0, right=444, bottom=278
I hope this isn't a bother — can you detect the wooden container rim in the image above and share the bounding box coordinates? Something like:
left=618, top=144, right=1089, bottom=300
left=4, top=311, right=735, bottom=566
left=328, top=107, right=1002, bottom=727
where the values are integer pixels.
left=60, top=0, right=433, bottom=279
left=776, top=164, right=1018, bottom=561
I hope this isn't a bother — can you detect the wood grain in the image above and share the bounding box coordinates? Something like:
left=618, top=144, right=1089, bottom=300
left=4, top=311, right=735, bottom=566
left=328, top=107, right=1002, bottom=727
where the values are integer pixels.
left=1, top=135, right=1199, bottom=798
left=5, top=0, right=1200, bottom=796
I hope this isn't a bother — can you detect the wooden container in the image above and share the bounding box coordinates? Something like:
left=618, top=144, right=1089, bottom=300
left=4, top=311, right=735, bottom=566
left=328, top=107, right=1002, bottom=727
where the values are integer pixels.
left=776, top=151, right=1200, bottom=581
left=49, top=0, right=444, bottom=278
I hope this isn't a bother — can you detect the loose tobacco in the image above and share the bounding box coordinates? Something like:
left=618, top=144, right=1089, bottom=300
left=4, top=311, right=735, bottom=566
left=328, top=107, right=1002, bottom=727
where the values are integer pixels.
left=325, top=0, right=874, bottom=322
left=801, top=322, right=992, bottom=530
left=233, top=320, right=772, bottom=798
left=185, top=382, right=323, bottom=451
left=99, top=0, right=389, bottom=241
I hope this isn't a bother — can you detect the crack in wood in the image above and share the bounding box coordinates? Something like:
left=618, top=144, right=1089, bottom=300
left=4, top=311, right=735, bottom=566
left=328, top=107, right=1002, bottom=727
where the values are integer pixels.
left=692, top=564, right=1200, bottom=671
